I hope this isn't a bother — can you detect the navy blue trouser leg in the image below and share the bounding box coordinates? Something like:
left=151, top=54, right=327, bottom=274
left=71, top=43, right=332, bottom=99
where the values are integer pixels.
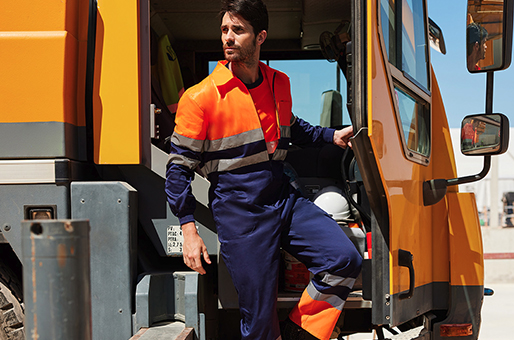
left=283, top=196, right=362, bottom=340
left=219, top=193, right=362, bottom=340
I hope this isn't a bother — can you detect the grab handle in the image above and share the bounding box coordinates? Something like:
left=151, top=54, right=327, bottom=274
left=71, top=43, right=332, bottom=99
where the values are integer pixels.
left=398, top=249, right=415, bottom=300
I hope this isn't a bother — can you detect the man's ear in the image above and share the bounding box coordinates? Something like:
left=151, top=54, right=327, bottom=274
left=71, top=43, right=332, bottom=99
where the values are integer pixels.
left=473, top=41, right=480, bottom=52
left=257, top=30, right=267, bottom=46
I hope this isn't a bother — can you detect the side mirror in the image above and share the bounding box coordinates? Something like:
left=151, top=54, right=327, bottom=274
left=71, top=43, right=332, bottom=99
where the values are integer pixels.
left=424, top=113, right=509, bottom=206
left=466, top=0, right=514, bottom=72
left=429, top=18, right=446, bottom=55
left=460, top=113, right=509, bottom=155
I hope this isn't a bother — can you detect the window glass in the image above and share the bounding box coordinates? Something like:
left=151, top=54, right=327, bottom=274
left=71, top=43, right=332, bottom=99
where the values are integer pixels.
left=269, top=60, right=342, bottom=125
left=380, top=0, right=397, bottom=66
left=402, top=0, right=428, bottom=89
left=394, top=86, right=430, bottom=156
left=210, top=60, right=345, bottom=126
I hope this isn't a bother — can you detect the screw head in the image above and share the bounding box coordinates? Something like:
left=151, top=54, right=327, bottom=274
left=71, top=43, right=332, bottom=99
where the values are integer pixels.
left=3, top=224, right=11, bottom=232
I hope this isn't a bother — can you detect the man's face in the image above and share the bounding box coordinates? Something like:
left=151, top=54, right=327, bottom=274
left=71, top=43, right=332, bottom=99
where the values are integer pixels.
left=221, top=12, right=258, bottom=63
left=479, top=40, right=487, bottom=60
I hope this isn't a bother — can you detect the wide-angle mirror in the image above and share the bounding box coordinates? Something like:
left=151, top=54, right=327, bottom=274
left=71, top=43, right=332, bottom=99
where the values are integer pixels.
left=461, top=113, right=509, bottom=155
left=466, top=0, right=513, bottom=72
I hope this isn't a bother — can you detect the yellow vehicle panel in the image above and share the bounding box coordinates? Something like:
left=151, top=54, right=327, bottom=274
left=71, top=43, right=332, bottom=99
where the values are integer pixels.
left=447, top=192, right=484, bottom=286
left=0, top=0, right=87, bottom=127
left=93, top=0, right=141, bottom=164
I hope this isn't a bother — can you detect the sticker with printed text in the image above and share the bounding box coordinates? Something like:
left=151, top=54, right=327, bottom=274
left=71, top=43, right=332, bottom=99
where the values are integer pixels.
left=167, top=225, right=184, bottom=255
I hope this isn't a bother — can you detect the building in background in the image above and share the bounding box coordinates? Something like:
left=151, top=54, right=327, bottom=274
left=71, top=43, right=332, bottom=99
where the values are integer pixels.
left=451, top=127, right=514, bottom=227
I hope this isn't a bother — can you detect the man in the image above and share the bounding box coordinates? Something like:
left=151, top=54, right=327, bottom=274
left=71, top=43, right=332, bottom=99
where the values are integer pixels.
left=467, top=23, right=488, bottom=71
left=165, top=1, right=362, bottom=339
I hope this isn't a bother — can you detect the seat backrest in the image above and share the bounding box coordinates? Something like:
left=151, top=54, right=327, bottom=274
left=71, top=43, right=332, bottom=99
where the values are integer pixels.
left=319, top=90, right=342, bottom=128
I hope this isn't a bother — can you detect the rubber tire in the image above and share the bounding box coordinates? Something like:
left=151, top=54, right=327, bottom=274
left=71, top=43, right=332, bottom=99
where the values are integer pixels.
left=0, top=263, right=24, bottom=340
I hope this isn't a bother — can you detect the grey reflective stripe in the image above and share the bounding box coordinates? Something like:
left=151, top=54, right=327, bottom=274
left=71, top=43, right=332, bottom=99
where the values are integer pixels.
left=306, top=282, right=347, bottom=311
left=272, top=148, right=287, bottom=161
left=280, top=125, right=291, bottom=138
left=202, top=150, right=269, bottom=175
left=290, top=115, right=297, bottom=125
left=171, top=132, right=204, bottom=152
left=167, top=153, right=201, bottom=170
left=204, top=128, right=264, bottom=153
left=319, top=272, right=356, bottom=289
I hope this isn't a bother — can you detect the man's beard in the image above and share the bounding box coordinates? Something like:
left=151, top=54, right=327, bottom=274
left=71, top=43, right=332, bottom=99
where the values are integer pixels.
left=224, top=37, right=257, bottom=65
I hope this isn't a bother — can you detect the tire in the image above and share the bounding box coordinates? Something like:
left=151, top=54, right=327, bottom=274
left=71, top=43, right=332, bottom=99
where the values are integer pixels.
left=0, top=263, right=24, bottom=340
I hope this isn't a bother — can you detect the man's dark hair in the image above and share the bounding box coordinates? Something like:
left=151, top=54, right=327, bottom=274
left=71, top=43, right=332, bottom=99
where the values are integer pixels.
left=220, top=0, right=269, bottom=36
left=467, top=23, right=488, bottom=56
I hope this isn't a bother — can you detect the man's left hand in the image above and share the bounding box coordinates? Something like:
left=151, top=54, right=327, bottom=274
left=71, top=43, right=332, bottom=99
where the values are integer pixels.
left=333, top=126, right=354, bottom=149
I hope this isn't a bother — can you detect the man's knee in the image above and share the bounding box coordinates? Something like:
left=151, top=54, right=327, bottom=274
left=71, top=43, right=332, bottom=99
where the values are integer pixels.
left=333, top=246, right=362, bottom=279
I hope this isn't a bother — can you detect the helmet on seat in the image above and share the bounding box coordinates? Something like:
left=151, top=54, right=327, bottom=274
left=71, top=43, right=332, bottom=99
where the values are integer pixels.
left=313, top=186, right=352, bottom=222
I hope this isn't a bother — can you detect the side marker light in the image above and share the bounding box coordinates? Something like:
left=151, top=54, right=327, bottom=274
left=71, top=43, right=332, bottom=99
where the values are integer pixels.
left=440, top=324, right=472, bottom=337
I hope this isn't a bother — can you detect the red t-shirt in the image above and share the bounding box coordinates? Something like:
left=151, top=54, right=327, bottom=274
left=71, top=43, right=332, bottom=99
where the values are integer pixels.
left=248, top=72, right=279, bottom=154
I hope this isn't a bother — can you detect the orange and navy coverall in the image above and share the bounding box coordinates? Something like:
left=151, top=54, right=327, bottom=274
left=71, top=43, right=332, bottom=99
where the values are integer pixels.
left=166, top=61, right=362, bottom=340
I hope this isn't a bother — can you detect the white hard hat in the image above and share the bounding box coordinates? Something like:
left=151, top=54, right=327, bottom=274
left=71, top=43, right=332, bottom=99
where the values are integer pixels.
left=313, top=186, right=352, bottom=222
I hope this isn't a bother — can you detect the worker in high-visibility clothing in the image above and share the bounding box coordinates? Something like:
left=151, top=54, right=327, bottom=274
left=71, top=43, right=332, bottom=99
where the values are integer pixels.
left=165, top=1, right=362, bottom=339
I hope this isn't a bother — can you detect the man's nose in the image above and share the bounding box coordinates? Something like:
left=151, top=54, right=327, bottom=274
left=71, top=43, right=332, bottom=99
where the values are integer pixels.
left=225, top=29, right=235, bottom=41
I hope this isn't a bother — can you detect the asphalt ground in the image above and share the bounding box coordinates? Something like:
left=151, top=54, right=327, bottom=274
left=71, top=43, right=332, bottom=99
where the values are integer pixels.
left=340, top=283, right=514, bottom=340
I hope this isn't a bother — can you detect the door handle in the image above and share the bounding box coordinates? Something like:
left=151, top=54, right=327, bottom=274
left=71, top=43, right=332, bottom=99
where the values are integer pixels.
left=398, top=249, right=414, bottom=300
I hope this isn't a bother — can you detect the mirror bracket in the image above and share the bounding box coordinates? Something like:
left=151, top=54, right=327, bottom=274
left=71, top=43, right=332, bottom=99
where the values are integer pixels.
left=423, top=156, right=491, bottom=206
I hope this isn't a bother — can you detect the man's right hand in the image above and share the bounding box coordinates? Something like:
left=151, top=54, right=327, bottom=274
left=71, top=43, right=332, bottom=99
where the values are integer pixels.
left=181, top=222, right=211, bottom=275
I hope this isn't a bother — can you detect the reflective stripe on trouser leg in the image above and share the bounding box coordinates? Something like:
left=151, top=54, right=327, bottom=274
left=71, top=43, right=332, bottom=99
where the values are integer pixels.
left=289, top=274, right=356, bottom=340
left=282, top=196, right=362, bottom=340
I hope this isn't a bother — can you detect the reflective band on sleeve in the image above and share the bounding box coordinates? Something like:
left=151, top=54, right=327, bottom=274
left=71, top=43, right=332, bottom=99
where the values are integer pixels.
left=202, top=150, right=269, bottom=175
left=306, top=282, right=347, bottom=311
left=171, top=132, right=205, bottom=152
left=167, top=153, right=201, bottom=170
left=280, top=125, right=291, bottom=138
left=204, top=128, right=263, bottom=152
left=272, top=149, right=287, bottom=161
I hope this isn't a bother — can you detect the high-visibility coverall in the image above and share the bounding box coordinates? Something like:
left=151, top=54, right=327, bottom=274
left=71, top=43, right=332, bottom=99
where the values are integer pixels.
left=166, top=61, right=362, bottom=340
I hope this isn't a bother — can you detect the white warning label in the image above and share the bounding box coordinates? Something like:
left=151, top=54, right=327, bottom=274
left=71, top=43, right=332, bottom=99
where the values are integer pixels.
left=167, top=225, right=184, bottom=254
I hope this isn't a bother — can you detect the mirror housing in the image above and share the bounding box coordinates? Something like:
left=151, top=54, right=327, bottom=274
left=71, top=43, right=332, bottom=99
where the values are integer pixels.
left=467, top=0, right=514, bottom=72
left=460, top=113, right=509, bottom=155
left=429, top=18, right=447, bottom=55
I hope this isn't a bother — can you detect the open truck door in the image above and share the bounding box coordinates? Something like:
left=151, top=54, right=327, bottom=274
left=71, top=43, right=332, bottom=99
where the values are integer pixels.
left=351, top=0, right=512, bottom=339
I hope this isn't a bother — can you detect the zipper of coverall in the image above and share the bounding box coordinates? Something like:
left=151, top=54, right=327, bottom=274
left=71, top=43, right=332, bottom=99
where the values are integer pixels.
left=269, top=71, right=281, bottom=160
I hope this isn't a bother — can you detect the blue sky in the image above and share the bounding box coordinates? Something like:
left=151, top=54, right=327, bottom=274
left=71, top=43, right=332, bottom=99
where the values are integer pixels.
left=429, top=0, right=514, bottom=127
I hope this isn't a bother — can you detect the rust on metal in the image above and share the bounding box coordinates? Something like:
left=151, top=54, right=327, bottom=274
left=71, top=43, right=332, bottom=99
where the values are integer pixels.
left=57, top=243, right=67, bottom=268
left=176, top=328, right=195, bottom=340
left=64, top=221, right=74, bottom=233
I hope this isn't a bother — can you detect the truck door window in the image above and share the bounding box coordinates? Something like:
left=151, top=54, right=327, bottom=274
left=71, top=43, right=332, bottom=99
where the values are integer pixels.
left=380, top=0, right=429, bottom=91
left=380, top=0, right=397, bottom=65
left=394, top=86, right=430, bottom=157
left=401, top=0, right=429, bottom=90
left=380, top=0, right=431, bottom=163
